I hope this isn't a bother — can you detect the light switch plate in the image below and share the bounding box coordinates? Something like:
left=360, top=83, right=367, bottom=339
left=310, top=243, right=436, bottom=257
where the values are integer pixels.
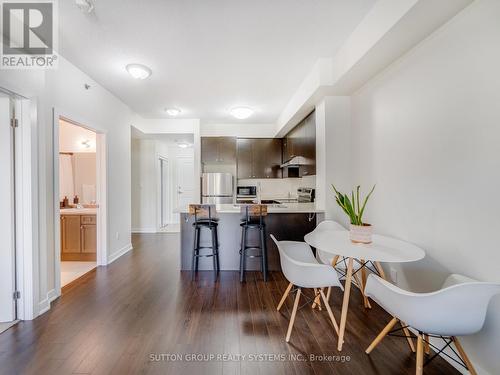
left=390, top=267, right=398, bottom=283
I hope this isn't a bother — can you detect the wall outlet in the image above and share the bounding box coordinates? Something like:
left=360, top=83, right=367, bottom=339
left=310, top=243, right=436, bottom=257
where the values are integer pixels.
left=390, top=267, right=398, bottom=283
left=115, top=232, right=120, bottom=240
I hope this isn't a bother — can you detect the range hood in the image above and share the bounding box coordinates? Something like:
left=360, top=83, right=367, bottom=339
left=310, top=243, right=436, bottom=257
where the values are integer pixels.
left=280, top=156, right=308, bottom=168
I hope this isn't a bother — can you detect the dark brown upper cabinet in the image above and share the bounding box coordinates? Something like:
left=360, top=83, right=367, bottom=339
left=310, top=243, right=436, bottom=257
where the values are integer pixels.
left=282, top=111, right=316, bottom=177
left=201, top=137, right=237, bottom=164
left=237, top=138, right=282, bottom=179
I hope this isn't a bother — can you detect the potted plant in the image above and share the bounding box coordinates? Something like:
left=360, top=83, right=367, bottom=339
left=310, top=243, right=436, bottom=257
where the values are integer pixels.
left=332, top=184, right=376, bottom=244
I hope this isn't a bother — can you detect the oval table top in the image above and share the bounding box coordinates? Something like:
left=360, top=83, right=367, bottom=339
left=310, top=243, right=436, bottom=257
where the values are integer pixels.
left=304, top=230, right=425, bottom=263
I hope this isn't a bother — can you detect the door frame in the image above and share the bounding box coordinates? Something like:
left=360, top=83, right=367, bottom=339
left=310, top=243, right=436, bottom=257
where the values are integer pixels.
left=0, top=87, right=38, bottom=321
left=157, top=156, right=169, bottom=230
left=53, top=108, right=108, bottom=296
left=174, top=155, right=196, bottom=224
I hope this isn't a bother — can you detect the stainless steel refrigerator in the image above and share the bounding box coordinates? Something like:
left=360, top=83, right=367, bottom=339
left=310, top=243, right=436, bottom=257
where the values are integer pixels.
left=202, top=173, right=234, bottom=204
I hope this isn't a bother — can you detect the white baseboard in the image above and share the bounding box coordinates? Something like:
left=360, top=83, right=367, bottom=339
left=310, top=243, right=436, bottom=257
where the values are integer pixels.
left=37, top=289, right=58, bottom=316
left=107, top=243, right=133, bottom=264
left=131, top=228, right=157, bottom=233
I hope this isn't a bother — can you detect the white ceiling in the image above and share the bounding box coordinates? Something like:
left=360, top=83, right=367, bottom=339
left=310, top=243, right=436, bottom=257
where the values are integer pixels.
left=131, top=126, right=194, bottom=145
left=59, top=0, right=375, bottom=123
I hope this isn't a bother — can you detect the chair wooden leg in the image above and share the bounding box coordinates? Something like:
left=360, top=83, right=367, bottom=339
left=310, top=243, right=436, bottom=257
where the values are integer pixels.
left=312, top=288, right=322, bottom=310
left=326, top=286, right=331, bottom=303
left=424, top=334, right=430, bottom=355
left=277, top=282, right=293, bottom=311
left=337, top=258, right=354, bottom=351
left=353, top=273, right=371, bottom=309
left=416, top=334, right=424, bottom=375
left=453, top=337, right=477, bottom=375
left=285, top=289, right=301, bottom=342
left=365, top=317, right=398, bottom=354
left=331, top=255, right=340, bottom=268
left=320, top=289, right=339, bottom=335
left=401, top=323, right=416, bottom=353
left=360, top=259, right=372, bottom=309
left=374, top=261, right=387, bottom=280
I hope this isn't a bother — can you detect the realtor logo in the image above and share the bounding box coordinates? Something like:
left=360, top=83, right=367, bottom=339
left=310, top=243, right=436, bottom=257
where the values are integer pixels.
left=1, top=0, right=58, bottom=69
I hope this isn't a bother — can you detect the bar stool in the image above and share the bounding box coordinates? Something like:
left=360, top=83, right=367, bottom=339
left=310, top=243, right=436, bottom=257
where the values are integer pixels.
left=189, top=204, right=220, bottom=280
left=239, top=204, right=268, bottom=282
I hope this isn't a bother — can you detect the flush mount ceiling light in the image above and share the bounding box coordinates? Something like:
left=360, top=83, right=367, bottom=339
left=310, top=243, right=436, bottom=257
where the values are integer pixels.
left=75, top=0, right=95, bottom=13
left=126, top=63, right=152, bottom=80
left=165, top=108, right=181, bottom=116
left=230, top=106, right=254, bottom=120
left=176, top=141, right=192, bottom=148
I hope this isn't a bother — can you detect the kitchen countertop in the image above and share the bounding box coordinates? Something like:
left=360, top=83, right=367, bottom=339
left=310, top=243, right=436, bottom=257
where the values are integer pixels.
left=175, top=202, right=324, bottom=214
left=60, top=208, right=97, bottom=215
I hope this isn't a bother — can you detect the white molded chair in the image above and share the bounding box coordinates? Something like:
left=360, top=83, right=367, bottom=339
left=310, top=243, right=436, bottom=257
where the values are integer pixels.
left=270, top=234, right=342, bottom=342
left=364, top=273, right=500, bottom=375
left=313, top=220, right=347, bottom=265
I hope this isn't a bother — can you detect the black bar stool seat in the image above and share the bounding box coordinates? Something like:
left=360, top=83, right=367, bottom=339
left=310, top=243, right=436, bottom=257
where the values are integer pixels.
left=239, top=204, right=268, bottom=283
left=189, top=204, right=220, bottom=280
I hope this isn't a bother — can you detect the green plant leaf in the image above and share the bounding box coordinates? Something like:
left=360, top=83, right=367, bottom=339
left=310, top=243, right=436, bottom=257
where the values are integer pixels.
left=359, top=184, right=376, bottom=224
left=356, top=185, right=361, bottom=220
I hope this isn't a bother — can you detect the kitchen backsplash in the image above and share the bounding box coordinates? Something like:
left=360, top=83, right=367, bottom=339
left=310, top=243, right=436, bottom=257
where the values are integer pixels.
left=237, top=175, right=316, bottom=199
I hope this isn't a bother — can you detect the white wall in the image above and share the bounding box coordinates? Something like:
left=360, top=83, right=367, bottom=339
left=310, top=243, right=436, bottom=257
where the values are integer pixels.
left=131, top=138, right=195, bottom=231
left=347, top=1, right=500, bottom=373
left=59, top=119, right=96, bottom=153
left=131, top=139, right=157, bottom=232
left=315, top=97, right=351, bottom=222
left=0, top=55, right=134, bottom=317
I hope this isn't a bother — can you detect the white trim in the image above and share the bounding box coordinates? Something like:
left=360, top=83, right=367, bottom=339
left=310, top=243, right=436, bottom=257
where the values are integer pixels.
left=14, top=98, right=39, bottom=320
left=107, top=243, right=133, bottom=265
left=132, top=228, right=157, bottom=234
left=96, top=133, right=108, bottom=266
left=52, top=108, right=109, bottom=298
left=156, top=156, right=170, bottom=231
left=37, top=289, right=57, bottom=316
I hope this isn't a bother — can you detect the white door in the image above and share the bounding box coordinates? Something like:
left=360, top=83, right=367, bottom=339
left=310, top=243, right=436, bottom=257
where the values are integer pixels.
left=0, top=96, right=16, bottom=322
left=160, top=159, right=169, bottom=227
left=175, top=157, right=195, bottom=223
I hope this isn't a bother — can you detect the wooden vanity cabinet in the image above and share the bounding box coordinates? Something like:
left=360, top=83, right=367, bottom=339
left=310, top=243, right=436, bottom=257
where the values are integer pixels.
left=61, top=214, right=97, bottom=261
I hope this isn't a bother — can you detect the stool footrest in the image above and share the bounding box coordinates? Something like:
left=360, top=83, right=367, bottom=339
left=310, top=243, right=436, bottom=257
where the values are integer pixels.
left=193, top=253, right=218, bottom=258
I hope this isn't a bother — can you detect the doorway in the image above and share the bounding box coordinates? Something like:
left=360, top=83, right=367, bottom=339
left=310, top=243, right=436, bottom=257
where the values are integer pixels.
left=175, top=156, right=195, bottom=217
left=159, top=158, right=169, bottom=229
left=0, top=92, right=18, bottom=332
left=54, top=115, right=107, bottom=292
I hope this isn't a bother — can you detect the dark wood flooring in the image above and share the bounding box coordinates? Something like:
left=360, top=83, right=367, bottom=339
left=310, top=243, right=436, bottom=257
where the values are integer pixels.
left=0, top=234, right=459, bottom=375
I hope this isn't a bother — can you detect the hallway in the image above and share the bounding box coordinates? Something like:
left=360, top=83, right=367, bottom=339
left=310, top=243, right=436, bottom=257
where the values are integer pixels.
left=0, top=234, right=458, bottom=375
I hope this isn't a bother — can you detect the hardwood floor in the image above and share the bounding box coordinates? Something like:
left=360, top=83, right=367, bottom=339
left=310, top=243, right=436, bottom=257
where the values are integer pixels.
left=0, top=234, right=459, bottom=375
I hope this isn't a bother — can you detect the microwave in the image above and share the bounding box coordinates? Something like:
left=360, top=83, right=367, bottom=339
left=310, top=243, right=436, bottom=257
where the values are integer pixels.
left=237, top=186, right=257, bottom=197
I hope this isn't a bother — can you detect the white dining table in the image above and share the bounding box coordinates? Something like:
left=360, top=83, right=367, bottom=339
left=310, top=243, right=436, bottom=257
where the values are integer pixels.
left=304, top=230, right=425, bottom=351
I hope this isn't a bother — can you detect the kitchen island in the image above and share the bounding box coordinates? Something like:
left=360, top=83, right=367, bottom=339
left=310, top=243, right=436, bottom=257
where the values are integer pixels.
left=176, top=203, right=324, bottom=271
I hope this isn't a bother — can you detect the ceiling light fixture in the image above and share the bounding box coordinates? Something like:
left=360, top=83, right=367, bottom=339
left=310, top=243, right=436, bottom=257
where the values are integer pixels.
left=165, top=108, right=181, bottom=116
left=176, top=141, right=192, bottom=148
left=230, top=106, right=254, bottom=120
left=126, top=63, right=152, bottom=80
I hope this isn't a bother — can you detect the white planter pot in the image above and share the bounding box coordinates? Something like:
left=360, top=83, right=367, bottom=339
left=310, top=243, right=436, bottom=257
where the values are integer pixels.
left=350, top=224, right=373, bottom=244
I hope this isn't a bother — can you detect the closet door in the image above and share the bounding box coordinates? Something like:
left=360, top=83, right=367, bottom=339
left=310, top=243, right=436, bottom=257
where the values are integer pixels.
left=0, top=96, right=15, bottom=322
